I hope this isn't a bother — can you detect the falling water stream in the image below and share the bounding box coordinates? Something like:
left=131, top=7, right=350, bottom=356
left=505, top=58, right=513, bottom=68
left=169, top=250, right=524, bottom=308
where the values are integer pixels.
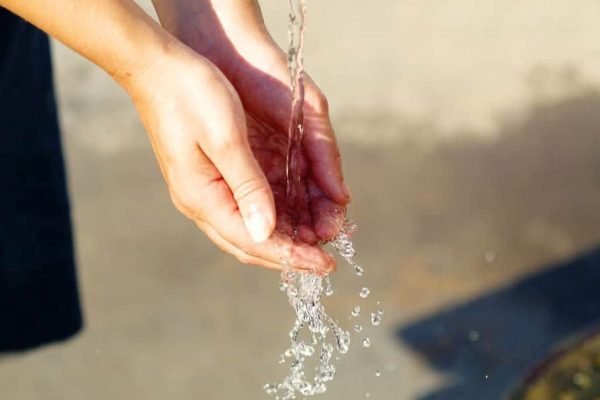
left=263, top=1, right=382, bottom=398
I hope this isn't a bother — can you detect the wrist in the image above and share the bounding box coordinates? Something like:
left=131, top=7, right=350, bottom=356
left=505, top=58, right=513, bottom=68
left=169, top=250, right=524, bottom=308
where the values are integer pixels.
left=152, top=0, right=273, bottom=64
left=106, top=18, right=183, bottom=95
left=118, top=37, right=228, bottom=110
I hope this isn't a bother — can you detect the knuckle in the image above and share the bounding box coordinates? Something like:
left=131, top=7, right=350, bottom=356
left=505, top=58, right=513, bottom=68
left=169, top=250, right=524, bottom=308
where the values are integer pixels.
left=232, top=178, right=269, bottom=204
left=212, top=133, right=244, bottom=157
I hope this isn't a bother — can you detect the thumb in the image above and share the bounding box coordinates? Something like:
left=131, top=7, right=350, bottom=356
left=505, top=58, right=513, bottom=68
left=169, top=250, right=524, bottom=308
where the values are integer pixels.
left=195, top=79, right=276, bottom=243
left=207, top=137, right=276, bottom=244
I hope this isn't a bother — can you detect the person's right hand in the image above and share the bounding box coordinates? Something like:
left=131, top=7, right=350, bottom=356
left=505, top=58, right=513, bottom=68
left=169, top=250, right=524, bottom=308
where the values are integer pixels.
left=123, top=42, right=335, bottom=274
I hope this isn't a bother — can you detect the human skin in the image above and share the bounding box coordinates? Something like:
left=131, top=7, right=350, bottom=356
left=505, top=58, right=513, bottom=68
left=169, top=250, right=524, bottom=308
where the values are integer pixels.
left=1, top=0, right=348, bottom=273
left=151, top=0, right=350, bottom=253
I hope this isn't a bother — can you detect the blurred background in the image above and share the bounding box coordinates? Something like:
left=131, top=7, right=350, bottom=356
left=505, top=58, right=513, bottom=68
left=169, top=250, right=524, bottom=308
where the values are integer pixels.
left=3, top=0, right=600, bottom=399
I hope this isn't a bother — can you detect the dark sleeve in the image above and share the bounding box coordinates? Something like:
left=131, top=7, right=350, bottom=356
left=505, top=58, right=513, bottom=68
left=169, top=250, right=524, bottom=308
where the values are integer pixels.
left=0, top=7, right=83, bottom=351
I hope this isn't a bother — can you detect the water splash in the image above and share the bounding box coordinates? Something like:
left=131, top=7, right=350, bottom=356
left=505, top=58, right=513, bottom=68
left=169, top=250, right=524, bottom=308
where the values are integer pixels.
left=285, top=0, right=307, bottom=204
left=331, top=221, right=365, bottom=277
left=266, top=222, right=359, bottom=398
left=370, top=311, right=383, bottom=327
left=264, top=0, right=383, bottom=396
left=324, top=276, right=334, bottom=297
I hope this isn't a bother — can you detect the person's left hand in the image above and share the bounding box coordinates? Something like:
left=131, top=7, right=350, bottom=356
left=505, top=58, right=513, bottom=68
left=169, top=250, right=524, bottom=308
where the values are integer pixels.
left=153, top=0, right=350, bottom=251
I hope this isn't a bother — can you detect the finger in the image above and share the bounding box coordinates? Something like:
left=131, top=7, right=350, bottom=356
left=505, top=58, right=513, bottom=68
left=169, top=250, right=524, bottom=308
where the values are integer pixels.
left=302, top=84, right=351, bottom=205
left=197, top=221, right=283, bottom=270
left=198, top=101, right=276, bottom=244
left=174, top=161, right=334, bottom=272
left=204, top=206, right=336, bottom=274
left=273, top=181, right=317, bottom=244
left=213, top=211, right=336, bottom=273
left=174, top=153, right=336, bottom=273
left=309, top=179, right=346, bottom=241
left=285, top=171, right=318, bottom=244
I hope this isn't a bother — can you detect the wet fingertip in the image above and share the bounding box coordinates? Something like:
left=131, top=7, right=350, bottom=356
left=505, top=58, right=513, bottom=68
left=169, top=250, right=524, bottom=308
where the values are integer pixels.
left=311, top=268, right=329, bottom=278
left=327, top=175, right=351, bottom=204
left=298, top=225, right=318, bottom=244
left=276, top=218, right=295, bottom=238
left=342, top=181, right=352, bottom=202
left=325, top=254, right=337, bottom=274
left=313, top=251, right=337, bottom=276
left=287, top=245, right=325, bottom=273
left=315, top=217, right=342, bottom=242
left=325, top=182, right=350, bottom=205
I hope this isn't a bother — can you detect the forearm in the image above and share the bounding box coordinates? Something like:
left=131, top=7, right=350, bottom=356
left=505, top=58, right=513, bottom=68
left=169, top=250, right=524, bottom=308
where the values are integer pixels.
left=151, top=0, right=270, bottom=51
left=1, top=0, right=176, bottom=89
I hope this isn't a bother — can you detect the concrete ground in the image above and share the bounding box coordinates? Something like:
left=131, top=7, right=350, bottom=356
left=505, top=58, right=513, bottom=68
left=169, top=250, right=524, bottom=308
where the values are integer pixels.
left=2, top=1, right=600, bottom=399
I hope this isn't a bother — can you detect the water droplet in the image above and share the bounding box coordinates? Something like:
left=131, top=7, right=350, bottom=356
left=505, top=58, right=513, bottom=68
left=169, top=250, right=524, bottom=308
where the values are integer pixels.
left=295, top=342, right=315, bottom=357
left=375, top=370, right=381, bottom=377
left=354, top=265, right=364, bottom=276
left=290, top=359, right=302, bottom=370
left=484, top=251, right=496, bottom=263
left=362, top=338, right=371, bottom=348
left=320, top=347, right=332, bottom=363
left=468, top=330, right=480, bottom=342
left=365, top=393, right=371, bottom=398
left=371, top=312, right=382, bottom=326
left=359, top=287, right=370, bottom=299
left=336, top=331, right=351, bottom=354
left=282, top=269, right=297, bottom=283
left=313, top=383, right=327, bottom=394
left=354, top=324, right=363, bottom=333
left=298, top=381, right=313, bottom=396
left=263, top=383, right=278, bottom=395
left=485, top=374, right=489, bottom=379
left=272, top=217, right=366, bottom=396
left=319, top=364, right=336, bottom=382
left=324, top=276, right=334, bottom=296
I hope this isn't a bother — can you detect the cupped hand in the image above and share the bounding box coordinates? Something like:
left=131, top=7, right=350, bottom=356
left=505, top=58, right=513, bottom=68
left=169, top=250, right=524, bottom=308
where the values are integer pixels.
left=125, top=42, right=335, bottom=273
left=228, top=45, right=350, bottom=245
left=153, top=0, right=351, bottom=248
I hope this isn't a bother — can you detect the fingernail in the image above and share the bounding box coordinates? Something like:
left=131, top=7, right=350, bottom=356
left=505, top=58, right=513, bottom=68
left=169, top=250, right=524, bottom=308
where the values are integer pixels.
left=244, top=208, right=271, bottom=243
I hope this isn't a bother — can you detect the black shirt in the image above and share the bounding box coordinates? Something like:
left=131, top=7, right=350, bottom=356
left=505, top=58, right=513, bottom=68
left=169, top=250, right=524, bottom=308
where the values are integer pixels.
left=0, top=8, right=82, bottom=351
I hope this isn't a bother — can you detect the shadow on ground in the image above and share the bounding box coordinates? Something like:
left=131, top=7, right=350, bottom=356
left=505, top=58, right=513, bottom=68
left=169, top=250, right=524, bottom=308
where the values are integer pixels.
left=393, top=85, right=600, bottom=399
left=398, top=248, right=600, bottom=400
